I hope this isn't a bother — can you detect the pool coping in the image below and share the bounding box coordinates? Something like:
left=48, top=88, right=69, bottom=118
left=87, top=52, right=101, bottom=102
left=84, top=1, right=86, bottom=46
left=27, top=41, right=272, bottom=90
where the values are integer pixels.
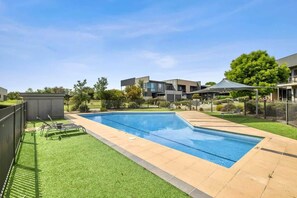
left=67, top=111, right=297, bottom=198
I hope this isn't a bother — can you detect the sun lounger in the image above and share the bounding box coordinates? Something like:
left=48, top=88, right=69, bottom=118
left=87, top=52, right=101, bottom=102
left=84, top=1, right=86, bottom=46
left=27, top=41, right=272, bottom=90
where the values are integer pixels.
left=36, top=116, right=86, bottom=139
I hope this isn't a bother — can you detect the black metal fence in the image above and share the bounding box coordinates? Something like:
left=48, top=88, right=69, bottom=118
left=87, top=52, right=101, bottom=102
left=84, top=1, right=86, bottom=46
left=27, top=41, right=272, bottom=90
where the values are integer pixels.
left=221, top=99, right=297, bottom=127
left=0, top=103, right=26, bottom=197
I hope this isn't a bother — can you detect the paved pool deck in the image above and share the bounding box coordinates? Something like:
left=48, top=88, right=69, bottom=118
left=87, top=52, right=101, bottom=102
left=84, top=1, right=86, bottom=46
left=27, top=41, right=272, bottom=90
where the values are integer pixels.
left=67, top=111, right=297, bottom=198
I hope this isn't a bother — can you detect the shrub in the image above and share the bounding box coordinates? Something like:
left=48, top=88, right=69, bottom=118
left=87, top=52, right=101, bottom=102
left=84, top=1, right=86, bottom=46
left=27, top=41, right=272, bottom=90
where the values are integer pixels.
left=213, top=100, right=222, bottom=105
left=246, top=102, right=256, bottom=114
left=245, top=102, right=262, bottom=114
left=237, top=96, right=249, bottom=102
left=158, top=101, right=170, bottom=108
left=71, top=104, right=79, bottom=111
left=266, top=103, right=285, bottom=118
left=216, top=104, right=223, bottom=111
left=199, top=107, right=204, bottom=111
left=105, top=100, right=124, bottom=109
left=221, top=99, right=233, bottom=104
left=134, top=98, right=145, bottom=105
left=288, top=104, right=297, bottom=121
left=216, top=95, right=232, bottom=100
left=180, top=100, right=191, bottom=106
left=128, top=102, right=139, bottom=109
left=221, top=103, right=236, bottom=112
left=236, top=104, right=244, bottom=112
left=100, top=107, right=107, bottom=112
left=192, top=94, right=201, bottom=99
left=79, top=104, right=89, bottom=112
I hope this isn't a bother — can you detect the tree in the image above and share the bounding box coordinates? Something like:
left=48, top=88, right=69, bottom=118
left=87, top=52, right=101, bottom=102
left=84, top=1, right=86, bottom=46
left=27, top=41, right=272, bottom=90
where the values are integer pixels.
left=192, top=93, right=201, bottom=99
left=125, top=85, right=142, bottom=101
left=205, top=82, right=216, bottom=86
left=37, top=86, right=67, bottom=94
left=225, top=50, right=290, bottom=96
left=26, top=88, right=34, bottom=93
left=103, top=89, right=125, bottom=109
left=94, top=77, right=108, bottom=99
left=7, top=92, right=21, bottom=100
left=84, top=86, right=95, bottom=99
left=72, top=79, right=90, bottom=112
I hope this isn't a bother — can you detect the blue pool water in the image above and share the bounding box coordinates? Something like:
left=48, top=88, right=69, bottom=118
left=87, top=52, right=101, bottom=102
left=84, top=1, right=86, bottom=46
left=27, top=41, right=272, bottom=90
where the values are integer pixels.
left=82, top=112, right=262, bottom=168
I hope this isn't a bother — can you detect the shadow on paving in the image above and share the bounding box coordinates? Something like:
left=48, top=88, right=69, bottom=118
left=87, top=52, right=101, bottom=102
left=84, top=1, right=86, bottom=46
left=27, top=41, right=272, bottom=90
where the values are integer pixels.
left=4, top=132, right=41, bottom=198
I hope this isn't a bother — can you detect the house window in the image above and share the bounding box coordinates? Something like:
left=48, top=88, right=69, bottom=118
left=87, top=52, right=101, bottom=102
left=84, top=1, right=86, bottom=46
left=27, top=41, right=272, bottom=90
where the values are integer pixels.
left=293, top=69, right=297, bottom=76
left=190, top=86, right=198, bottom=92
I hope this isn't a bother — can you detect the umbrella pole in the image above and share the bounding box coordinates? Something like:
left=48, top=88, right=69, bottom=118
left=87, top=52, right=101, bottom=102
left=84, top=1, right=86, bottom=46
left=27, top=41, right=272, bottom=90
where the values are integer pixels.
left=211, top=93, right=214, bottom=112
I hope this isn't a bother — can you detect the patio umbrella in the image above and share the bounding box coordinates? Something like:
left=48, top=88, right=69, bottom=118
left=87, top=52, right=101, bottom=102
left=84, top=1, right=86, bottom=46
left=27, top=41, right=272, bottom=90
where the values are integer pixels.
left=191, top=79, right=259, bottom=115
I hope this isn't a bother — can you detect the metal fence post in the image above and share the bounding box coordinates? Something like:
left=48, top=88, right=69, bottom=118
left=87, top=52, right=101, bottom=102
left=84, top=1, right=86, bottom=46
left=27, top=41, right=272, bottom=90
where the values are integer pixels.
left=211, top=99, right=213, bottom=112
left=13, top=106, right=16, bottom=165
left=244, top=100, right=246, bottom=116
left=286, top=100, right=289, bottom=125
left=264, top=98, right=266, bottom=119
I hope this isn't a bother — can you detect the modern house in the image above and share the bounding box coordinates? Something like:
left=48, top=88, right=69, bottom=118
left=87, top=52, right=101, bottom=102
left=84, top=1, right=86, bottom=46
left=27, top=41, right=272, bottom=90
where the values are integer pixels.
left=121, top=76, right=201, bottom=101
left=275, top=53, right=297, bottom=101
left=0, top=87, right=8, bottom=101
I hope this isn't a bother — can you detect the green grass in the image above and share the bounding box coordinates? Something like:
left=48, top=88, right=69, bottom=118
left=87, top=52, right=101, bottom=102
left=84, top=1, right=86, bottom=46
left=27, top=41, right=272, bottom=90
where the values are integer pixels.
left=0, top=99, right=22, bottom=106
left=88, top=100, right=101, bottom=109
left=206, top=112, right=297, bottom=140
left=5, top=122, right=188, bottom=198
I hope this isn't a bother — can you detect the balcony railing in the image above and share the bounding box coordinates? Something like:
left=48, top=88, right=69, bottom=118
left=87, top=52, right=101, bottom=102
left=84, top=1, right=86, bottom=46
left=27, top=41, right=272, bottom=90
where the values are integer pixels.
left=288, top=77, right=297, bottom=83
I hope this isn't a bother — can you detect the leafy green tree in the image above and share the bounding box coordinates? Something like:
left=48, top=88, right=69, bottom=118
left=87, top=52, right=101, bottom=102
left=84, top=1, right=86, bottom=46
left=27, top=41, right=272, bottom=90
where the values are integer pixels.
left=37, top=86, right=67, bottom=94
left=205, top=82, right=216, bottom=86
left=72, top=79, right=90, bottom=112
left=125, top=85, right=142, bottom=101
left=192, top=93, right=201, bottom=99
left=225, top=50, right=290, bottom=96
left=103, top=89, right=125, bottom=109
left=26, top=88, right=34, bottom=93
left=84, top=86, right=95, bottom=99
left=94, top=77, right=108, bottom=99
left=64, top=93, right=71, bottom=112
left=7, top=92, right=21, bottom=100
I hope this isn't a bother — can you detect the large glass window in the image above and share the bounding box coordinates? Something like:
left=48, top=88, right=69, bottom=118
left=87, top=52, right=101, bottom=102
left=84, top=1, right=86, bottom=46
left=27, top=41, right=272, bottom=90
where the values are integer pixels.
left=151, top=83, right=156, bottom=92
left=158, top=83, right=165, bottom=92
left=178, top=85, right=186, bottom=92
left=190, top=86, right=198, bottom=92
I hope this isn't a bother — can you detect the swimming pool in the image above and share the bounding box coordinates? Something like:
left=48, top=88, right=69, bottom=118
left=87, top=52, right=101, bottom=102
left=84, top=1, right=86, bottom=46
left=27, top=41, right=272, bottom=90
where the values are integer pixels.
left=81, top=112, right=262, bottom=168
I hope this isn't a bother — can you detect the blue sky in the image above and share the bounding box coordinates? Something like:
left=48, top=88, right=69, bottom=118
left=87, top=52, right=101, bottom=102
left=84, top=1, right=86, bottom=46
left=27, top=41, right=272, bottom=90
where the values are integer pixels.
left=0, top=0, right=296, bottom=92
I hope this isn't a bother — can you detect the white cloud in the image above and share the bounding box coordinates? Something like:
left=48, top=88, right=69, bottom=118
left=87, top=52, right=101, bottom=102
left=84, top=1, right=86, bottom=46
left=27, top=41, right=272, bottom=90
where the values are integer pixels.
left=141, top=51, right=177, bottom=69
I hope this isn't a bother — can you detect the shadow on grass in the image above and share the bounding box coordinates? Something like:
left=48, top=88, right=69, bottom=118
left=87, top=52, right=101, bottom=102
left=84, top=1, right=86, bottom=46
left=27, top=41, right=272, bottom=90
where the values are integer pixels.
left=4, top=132, right=41, bottom=197
left=212, top=114, right=271, bottom=124
left=45, top=130, right=87, bottom=140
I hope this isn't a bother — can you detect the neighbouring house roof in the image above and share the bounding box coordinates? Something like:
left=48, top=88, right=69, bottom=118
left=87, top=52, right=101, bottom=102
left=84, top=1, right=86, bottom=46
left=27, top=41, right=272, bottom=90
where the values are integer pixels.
left=277, top=53, right=297, bottom=68
left=20, top=93, right=65, bottom=98
left=0, top=87, right=8, bottom=93
left=191, top=79, right=256, bottom=93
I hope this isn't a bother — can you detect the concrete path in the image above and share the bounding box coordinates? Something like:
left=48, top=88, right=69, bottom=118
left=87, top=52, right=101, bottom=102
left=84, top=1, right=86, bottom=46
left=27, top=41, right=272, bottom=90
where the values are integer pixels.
left=68, top=111, right=297, bottom=198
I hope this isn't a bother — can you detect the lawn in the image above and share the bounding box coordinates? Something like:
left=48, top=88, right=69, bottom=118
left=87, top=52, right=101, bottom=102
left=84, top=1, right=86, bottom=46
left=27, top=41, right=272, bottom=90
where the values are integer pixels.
left=4, top=121, right=188, bottom=198
left=0, top=99, right=22, bottom=106
left=206, top=112, right=297, bottom=140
